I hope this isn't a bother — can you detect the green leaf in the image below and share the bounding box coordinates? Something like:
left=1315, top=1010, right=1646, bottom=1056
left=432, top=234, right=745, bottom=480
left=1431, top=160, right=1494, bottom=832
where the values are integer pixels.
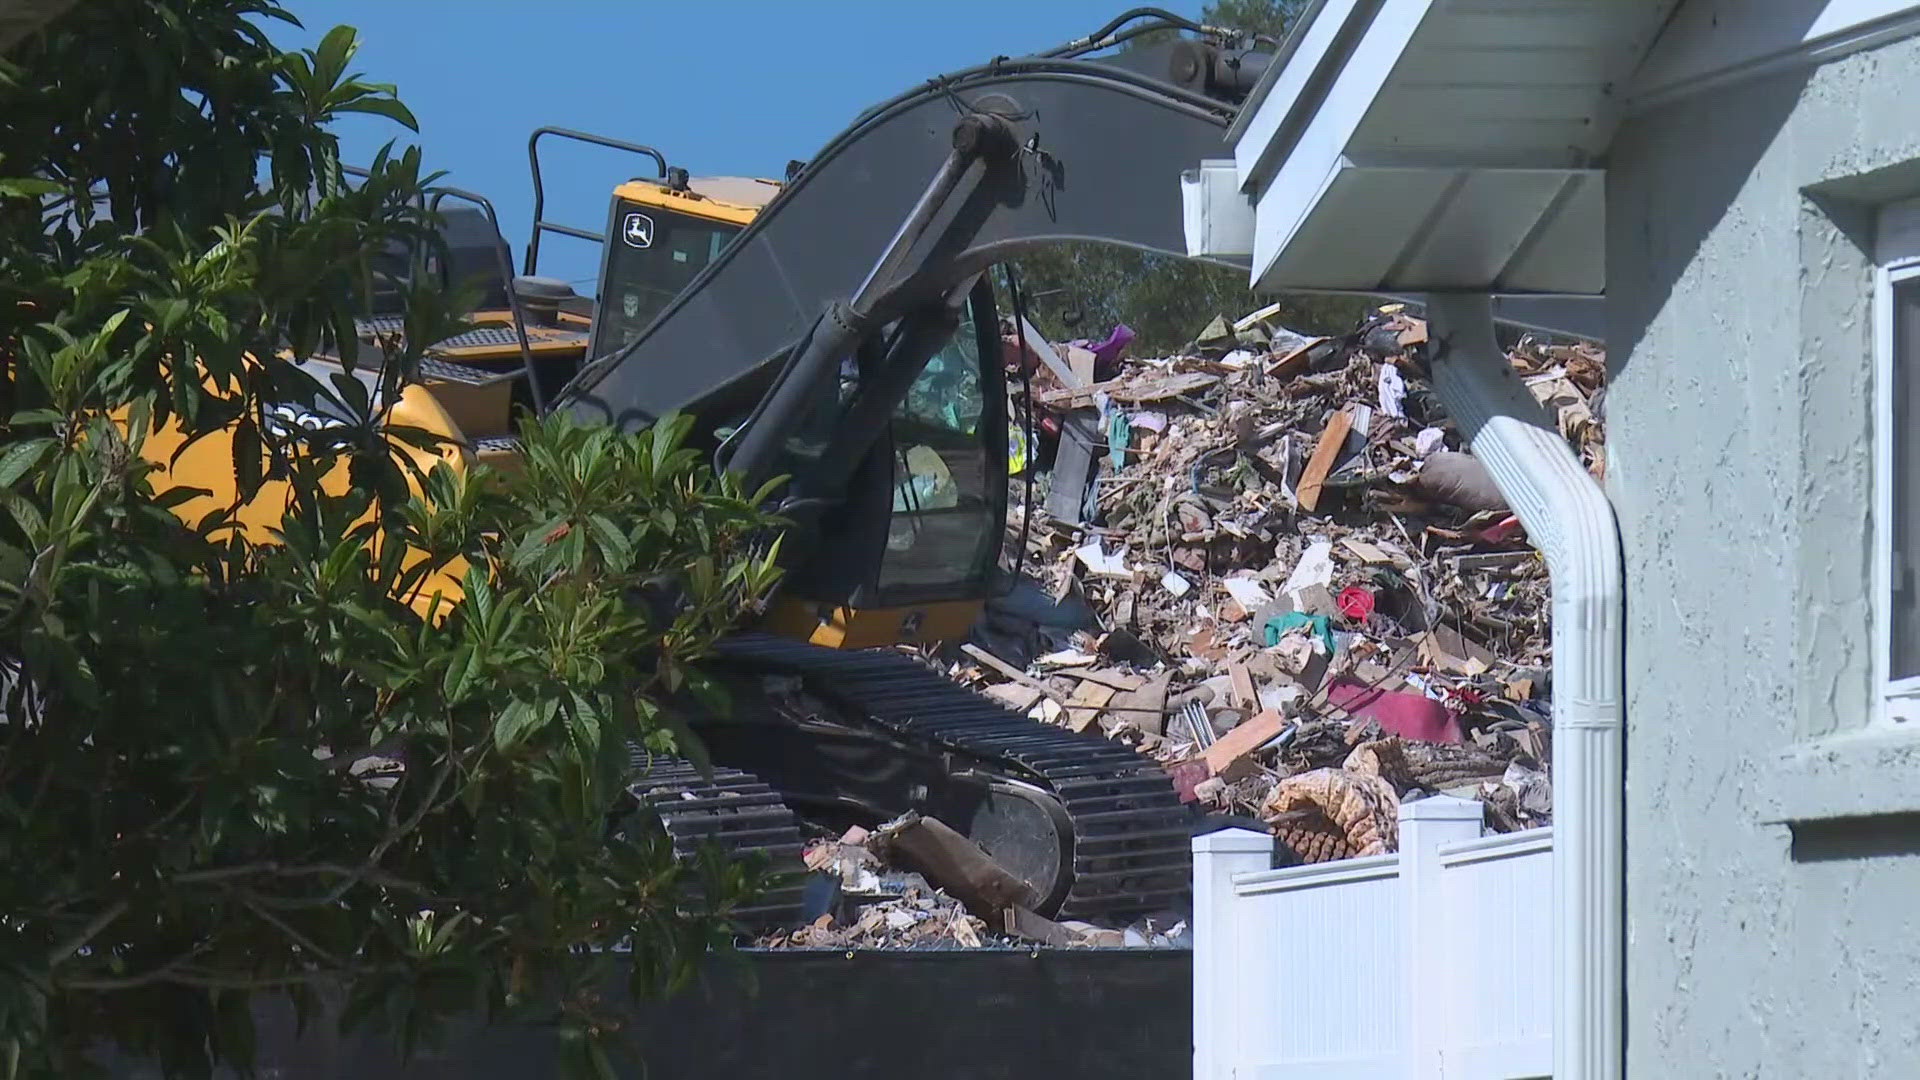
left=585, top=514, right=632, bottom=570
left=1, top=491, right=46, bottom=542
left=566, top=691, right=602, bottom=755
left=335, top=96, right=419, bottom=130
left=0, top=177, right=60, bottom=199
left=149, top=485, right=214, bottom=510
left=310, top=25, right=360, bottom=98
left=0, top=439, right=53, bottom=489
left=493, top=698, right=555, bottom=752
left=441, top=642, right=478, bottom=703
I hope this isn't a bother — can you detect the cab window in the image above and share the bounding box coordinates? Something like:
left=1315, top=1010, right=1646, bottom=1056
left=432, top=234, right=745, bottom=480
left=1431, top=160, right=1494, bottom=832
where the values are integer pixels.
left=876, top=310, right=998, bottom=596
left=593, top=201, right=742, bottom=354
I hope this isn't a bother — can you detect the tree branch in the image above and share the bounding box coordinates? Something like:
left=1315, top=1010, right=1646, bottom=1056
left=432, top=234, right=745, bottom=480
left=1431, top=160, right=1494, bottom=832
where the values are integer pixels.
left=45, top=900, right=127, bottom=968
left=242, top=894, right=344, bottom=967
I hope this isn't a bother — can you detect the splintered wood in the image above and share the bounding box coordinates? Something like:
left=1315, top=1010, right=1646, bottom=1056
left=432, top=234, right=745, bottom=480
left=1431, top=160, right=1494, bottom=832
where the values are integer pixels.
left=1065, top=680, right=1117, bottom=732
left=1295, top=408, right=1353, bottom=512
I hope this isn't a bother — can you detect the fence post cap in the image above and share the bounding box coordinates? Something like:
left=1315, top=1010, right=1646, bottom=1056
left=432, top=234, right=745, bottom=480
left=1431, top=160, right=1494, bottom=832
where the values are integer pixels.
left=1191, top=826, right=1274, bottom=854
left=1398, top=793, right=1486, bottom=822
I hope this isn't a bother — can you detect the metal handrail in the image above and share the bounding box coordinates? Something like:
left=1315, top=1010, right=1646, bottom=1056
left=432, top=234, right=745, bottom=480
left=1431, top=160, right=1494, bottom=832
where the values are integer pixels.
left=525, top=126, right=668, bottom=276
left=426, top=185, right=545, bottom=414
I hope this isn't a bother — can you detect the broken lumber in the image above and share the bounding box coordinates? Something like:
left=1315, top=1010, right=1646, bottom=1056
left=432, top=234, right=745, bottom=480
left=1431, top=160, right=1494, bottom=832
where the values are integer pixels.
left=1296, top=408, right=1353, bottom=513
left=1228, top=661, right=1258, bottom=711
left=1199, top=709, right=1286, bottom=776
left=1018, top=315, right=1080, bottom=388
left=983, top=683, right=1046, bottom=712
left=1065, top=679, right=1117, bottom=733
left=962, top=643, right=1070, bottom=706
left=1052, top=667, right=1148, bottom=692
left=1005, top=905, right=1077, bottom=947
left=1038, top=370, right=1218, bottom=409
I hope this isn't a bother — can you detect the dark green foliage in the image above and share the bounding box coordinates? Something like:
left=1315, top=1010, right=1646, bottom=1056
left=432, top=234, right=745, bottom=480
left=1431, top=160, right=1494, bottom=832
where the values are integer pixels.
left=0, top=3, right=781, bottom=1076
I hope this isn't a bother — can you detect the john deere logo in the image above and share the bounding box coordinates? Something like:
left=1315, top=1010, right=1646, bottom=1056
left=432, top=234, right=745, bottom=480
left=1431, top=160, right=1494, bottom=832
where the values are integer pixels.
left=621, top=211, right=654, bottom=249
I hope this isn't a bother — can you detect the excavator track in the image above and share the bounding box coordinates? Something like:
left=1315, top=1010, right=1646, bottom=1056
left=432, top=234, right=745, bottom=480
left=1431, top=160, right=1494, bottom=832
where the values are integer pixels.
left=717, top=633, right=1194, bottom=922
left=626, top=756, right=809, bottom=926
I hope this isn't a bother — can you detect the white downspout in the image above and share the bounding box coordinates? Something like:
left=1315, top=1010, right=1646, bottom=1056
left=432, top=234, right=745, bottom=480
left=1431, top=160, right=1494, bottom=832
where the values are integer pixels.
left=1424, top=293, right=1624, bottom=1080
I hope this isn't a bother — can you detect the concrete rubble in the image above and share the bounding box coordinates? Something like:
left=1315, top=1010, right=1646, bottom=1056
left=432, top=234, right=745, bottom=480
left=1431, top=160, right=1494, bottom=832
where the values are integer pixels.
left=963, top=303, right=1603, bottom=860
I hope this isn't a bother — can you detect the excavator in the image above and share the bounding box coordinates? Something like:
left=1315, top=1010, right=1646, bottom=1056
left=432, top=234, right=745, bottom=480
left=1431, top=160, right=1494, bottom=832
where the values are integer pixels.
left=147, top=9, right=1277, bottom=926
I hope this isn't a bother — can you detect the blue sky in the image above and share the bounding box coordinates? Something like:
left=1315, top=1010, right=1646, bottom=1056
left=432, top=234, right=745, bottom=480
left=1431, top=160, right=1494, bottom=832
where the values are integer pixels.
left=278, top=1, right=1208, bottom=290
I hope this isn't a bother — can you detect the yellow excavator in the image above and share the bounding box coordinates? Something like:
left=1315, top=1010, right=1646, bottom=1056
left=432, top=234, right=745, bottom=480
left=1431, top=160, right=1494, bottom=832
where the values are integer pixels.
left=139, top=10, right=1278, bottom=925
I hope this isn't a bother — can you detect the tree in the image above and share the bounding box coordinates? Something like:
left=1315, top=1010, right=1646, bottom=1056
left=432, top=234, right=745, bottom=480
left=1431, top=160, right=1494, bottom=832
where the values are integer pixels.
left=0, top=2, right=780, bottom=1075
left=1003, top=0, right=1362, bottom=354
left=1198, top=0, right=1307, bottom=43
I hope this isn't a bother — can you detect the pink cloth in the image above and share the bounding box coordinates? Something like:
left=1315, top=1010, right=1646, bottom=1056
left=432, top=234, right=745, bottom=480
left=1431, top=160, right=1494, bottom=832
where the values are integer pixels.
left=1326, top=677, right=1463, bottom=743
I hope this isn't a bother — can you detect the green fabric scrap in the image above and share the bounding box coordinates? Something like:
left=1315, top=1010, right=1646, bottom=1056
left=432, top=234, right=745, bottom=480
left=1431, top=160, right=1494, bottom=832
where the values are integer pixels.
left=1265, top=611, right=1335, bottom=655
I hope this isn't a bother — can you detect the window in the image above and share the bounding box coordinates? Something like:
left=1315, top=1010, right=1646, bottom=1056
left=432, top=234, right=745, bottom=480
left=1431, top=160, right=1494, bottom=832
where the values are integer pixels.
left=1874, top=201, right=1920, bottom=723
left=875, top=311, right=1000, bottom=598
left=590, top=202, right=743, bottom=357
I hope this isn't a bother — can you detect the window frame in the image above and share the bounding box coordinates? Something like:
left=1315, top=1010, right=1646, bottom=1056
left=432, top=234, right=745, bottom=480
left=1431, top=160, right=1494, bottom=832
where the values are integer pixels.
left=1873, top=199, right=1920, bottom=724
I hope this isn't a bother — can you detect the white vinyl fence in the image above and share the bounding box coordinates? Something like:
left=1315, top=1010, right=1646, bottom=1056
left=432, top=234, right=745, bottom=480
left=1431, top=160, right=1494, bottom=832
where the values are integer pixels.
left=1192, top=796, right=1552, bottom=1080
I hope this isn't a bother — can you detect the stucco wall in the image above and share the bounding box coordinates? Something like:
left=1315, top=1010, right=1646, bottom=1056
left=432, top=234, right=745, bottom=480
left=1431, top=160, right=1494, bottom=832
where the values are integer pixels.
left=1609, top=32, right=1920, bottom=1078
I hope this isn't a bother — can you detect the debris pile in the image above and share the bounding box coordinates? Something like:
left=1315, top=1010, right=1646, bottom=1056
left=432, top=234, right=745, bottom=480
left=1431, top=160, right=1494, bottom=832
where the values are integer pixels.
left=758, top=815, right=1187, bottom=950
left=963, top=302, right=1602, bottom=860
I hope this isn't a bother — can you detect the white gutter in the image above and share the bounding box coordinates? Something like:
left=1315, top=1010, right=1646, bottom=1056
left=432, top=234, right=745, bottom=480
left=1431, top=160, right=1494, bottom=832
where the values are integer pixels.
left=1424, top=293, right=1623, bottom=1080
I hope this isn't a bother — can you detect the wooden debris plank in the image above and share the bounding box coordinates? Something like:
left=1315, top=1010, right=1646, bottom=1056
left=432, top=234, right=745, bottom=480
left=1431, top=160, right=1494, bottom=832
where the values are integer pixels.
left=1005, top=905, right=1078, bottom=947
left=1037, top=370, right=1218, bottom=408
left=1018, top=315, right=1080, bottom=388
left=1340, top=537, right=1397, bottom=565
left=1266, top=337, right=1326, bottom=381
left=1106, top=673, right=1172, bottom=739
left=1199, top=709, right=1287, bottom=776
left=1228, top=661, right=1258, bottom=710
left=878, top=815, right=1038, bottom=920
left=983, top=683, right=1046, bottom=712
left=1296, top=408, right=1354, bottom=513
left=1053, top=667, right=1148, bottom=692
left=1065, top=680, right=1118, bottom=733
left=961, top=644, right=1070, bottom=706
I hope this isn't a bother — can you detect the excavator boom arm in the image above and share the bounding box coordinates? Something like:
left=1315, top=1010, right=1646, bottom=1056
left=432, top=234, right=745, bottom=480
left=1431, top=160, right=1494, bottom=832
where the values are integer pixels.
left=558, top=36, right=1258, bottom=444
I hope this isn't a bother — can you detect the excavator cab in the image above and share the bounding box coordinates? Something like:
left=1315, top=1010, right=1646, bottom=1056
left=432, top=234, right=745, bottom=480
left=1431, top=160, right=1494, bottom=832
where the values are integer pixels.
left=345, top=129, right=1009, bottom=651
left=376, top=128, right=781, bottom=474
left=426, top=128, right=1008, bottom=652
left=761, top=281, right=1009, bottom=649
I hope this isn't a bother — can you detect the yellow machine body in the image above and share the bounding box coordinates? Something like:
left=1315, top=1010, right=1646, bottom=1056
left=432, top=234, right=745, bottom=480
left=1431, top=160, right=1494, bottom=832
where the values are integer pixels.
left=129, top=373, right=473, bottom=618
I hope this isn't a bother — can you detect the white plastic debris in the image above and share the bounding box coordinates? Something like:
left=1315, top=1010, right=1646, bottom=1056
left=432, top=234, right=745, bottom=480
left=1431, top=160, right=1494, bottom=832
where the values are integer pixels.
left=1160, top=569, right=1193, bottom=598
left=1415, top=426, right=1447, bottom=456
left=1073, top=541, right=1131, bottom=578
left=1279, top=541, right=1336, bottom=599
left=1220, top=575, right=1273, bottom=609
left=1377, top=363, right=1407, bottom=418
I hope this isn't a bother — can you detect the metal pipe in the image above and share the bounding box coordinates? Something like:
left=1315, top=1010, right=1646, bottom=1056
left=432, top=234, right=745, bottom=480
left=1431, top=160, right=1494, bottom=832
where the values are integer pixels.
left=848, top=145, right=978, bottom=318
left=1424, top=293, right=1623, bottom=1080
